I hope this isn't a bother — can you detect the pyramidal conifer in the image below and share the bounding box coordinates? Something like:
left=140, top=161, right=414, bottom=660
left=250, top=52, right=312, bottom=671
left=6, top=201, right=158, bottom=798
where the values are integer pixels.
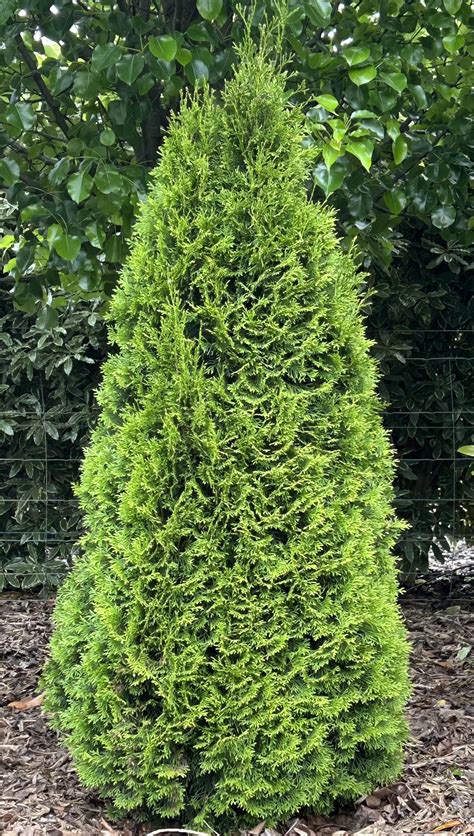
left=43, top=34, right=410, bottom=830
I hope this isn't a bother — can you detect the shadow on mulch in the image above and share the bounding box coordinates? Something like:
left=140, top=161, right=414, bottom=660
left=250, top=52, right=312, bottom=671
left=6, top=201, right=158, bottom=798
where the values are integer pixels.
left=0, top=593, right=473, bottom=835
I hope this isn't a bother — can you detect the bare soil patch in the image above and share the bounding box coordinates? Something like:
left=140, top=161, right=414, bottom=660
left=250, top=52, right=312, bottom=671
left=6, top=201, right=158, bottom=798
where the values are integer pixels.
left=0, top=595, right=472, bottom=835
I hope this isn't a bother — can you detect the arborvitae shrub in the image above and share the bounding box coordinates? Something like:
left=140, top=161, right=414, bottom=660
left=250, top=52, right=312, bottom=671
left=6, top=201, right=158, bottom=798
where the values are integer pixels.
left=43, top=41, right=410, bottom=830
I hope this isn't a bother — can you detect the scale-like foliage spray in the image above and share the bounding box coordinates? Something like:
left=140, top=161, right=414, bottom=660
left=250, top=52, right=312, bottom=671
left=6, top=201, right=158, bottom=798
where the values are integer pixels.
left=43, top=38, right=410, bottom=830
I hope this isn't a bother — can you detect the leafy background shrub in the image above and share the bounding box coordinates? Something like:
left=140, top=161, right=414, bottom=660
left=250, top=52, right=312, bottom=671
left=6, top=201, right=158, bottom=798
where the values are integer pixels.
left=0, top=286, right=105, bottom=589
left=367, top=224, right=473, bottom=573
left=0, top=0, right=473, bottom=586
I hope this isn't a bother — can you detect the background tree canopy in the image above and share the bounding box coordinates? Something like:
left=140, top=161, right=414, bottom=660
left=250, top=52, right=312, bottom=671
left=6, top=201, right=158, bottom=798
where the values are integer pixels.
left=0, top=0, right=473, bottom=586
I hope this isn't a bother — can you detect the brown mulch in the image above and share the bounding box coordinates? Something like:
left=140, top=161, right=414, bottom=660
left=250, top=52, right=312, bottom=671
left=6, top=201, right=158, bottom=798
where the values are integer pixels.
left=0, top=595, right=473, bottom=836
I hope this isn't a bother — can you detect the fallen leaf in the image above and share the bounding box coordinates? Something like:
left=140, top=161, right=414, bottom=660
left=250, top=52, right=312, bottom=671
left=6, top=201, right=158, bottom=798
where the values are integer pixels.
left=456, top=644, right=471, bottom=662
left=431, top=822, right=463, bottom=833
left=7, top=693, right=44, bottom=710
left=433, top=660, right=455, bottom=671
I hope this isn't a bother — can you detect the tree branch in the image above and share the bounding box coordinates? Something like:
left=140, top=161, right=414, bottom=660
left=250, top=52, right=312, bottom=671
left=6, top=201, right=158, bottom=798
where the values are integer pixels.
left=15, top=34, right=70, bottom=138
left=8, top=140, right=55, bottom=166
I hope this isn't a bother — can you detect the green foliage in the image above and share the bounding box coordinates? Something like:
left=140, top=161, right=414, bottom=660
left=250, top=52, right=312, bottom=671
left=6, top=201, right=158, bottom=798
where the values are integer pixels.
left=43, top=45, right=410, bottom=828
left=0, top=1, right=472, bottom=582
left=0, top=0, right=472, bottom=320
left=0, top=287, right=105, bottom=590
left=367, top=231, right=474, bottom=575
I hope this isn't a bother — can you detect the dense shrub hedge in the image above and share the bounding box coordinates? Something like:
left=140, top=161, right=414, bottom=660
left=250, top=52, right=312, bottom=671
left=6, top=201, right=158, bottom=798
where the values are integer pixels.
left=368, top=230, right=473, bottom=574
left=0, top=289, right=105, bottom=590
left=43, top=44, right=409, bottom=828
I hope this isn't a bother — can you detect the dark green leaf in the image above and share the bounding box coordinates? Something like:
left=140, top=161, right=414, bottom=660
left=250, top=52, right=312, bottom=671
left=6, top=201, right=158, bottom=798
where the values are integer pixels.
left=5, top=102, right=36, bottom=131
left=443, top=0, right=462, bottom=13
left=37, top=306, right=59, bottom=329
left=0, top=419, right=14, bottom=435
left=316, top=94, right=338, bottom=112
left=54, top=231, right=81, bottom=261
left=91, top=44, right=122, bottom=73
left=380, top=72, right=407, bottom=93
left=393, top=134, right=408, bottom=164
left=67, top=171, right=93, bottom=204
left=48, top=158, right=70, bottom=186
left=196, top=0, right=222, bottom=21
left=343, top=47, right=370, bottom=67
left=149, top=35, right=177, bottom=61
left=99, top=128, right=116, bottom=147
left=349, top=65, right=377, bottom=86
left=384, top=188, right=407, bottom=215
left=95, top=167, right=125, bottom=194
left=346, top=137, right=374, bottom=170
left=431, top=205, right=456, bottom=228
left=306, top=0, right=332, bottom=25
left=185, top=59, right=209, bottom=86
left=116, top=54, right=145, bottom=85
left=0, top=157, right=20, bottom=186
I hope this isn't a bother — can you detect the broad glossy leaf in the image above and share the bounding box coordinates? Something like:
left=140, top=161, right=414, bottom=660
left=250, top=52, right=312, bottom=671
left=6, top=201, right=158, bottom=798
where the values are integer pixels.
left=99, top=128, right=116, bottom=147
left=410, top=84, right=427, bottom=109
left=74, top=70, right=101, bottom=99
left=67, top=171, right=93, bottom=204
left=380, top=72, right=407, bottom=93
left=370, top=89, right=398, bottom=112
left=5, top=102, right=36, bottom=131
left=95, top=167, right=125, bottom=194
left=431, top=205, right=456, bottom=228
left=348, top=190, right=373, bottom=219
left=85, top=221, right=105, bottom=249
left=53, top=230, right=81, bottom=261
left=442, top=33, right=465, bottom=54
left=176, top=48, right=192, bottom=66
left=307, top=105, right=329, bottom=123
left=359, top=119, right=384, bottom=140
left=393, top=134, right=408, bottom=164
left=443, top=0, right=462, bottom=14
left=322, top=143, right=340, bottom=169
left=37, top=306, right=58, bottom=329
left=104, top=235, right=127, bottom=262
left=351, top=110, right=378, bottom=120
left=458, top=445, right=474, bottom=456
left=343, top=46, right=370, bottom=67
left=316, top=94, right=338, bottom=112
left=91, top=44, right=121, bottom=73
left=0, top=419, right=14, bottom=435
left=384, top=188, right=407, bottom=215
left=149, top=35, right=177, bottom=61
left=0, top=157, right=20, bottom=185
left=46, top=224, right=63, bottom=250
left=349, top=65, right=377, bottom=86
left=346, top=137, right=374, bottom=170
left=313, top=161, right=345, bottom=196
left=116, top=54, right=145, bottom=85
left=386, top=118, right=400, bottom=140
left=305, top=0, right=332, bottom=25
left=196, top=0, right=222, bottom=21
left=185, top=59, right=209, bottom=86
left=328, top=118, right=347, bottom=143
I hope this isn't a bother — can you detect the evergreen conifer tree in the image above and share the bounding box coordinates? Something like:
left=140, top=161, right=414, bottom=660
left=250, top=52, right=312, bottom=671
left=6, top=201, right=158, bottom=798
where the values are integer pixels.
left=43, top=36, right=410, bottom=830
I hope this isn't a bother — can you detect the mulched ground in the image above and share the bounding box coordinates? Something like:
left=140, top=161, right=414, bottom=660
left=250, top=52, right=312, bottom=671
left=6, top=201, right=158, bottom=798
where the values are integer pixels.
left=0, top=593, right=473, bottom=836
